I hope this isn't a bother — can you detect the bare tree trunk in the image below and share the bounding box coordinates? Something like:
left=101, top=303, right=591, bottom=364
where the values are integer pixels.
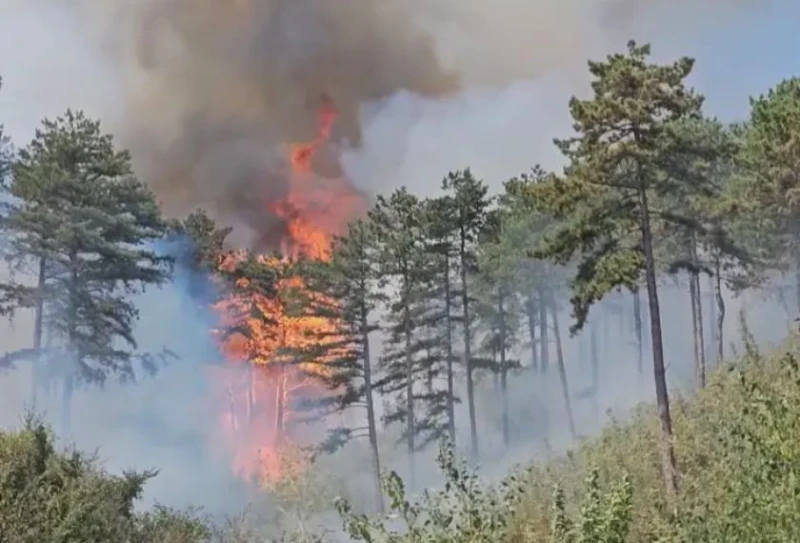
left=715, top=259, right=725, bottom=363
left=444, top=259, right=456, bottom=445
left=61, top=374, right=74, bottom=440
left=632, top=287, right=643, bottom=376
left=63, top=253, right=79, bottom=440
left=492, top=347, right=499, bottom=392
left=602, top=303, right=611, bottom=368
left=689, top=234, right=706, bottom=388
left=404, top=301, right=416, bottom=488
left=707, top=274, right=718, bottom=366
left=689, top=275, right=703, bottom=388
left=460, top=235, right=479, bottom=459
left=499, top=292, right=510, bottom=447
left=361, top=307, right=384, bottom=513
left=275, top=366, right=287, bottom=446
left=538, top=289, right=549, bottom=375
left=31, top=257, right=46, bottom=408
left=526, top=296, right=539, bottom=373
left=590, top=319, right=599, bottom=418
left=638, top=186, right=679, bottom=498
left=247, top=364, right=255, bottom=425
left=549, top=294, right=575, bottom=438
left=795, top=267, right=800, bottom=316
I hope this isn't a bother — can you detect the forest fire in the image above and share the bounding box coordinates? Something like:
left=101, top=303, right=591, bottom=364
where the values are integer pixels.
left=212, top=97, right=365, bottom=485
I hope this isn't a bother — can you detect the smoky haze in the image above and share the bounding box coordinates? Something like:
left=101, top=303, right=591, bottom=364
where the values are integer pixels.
left=0, top=0, right=759, bottom=248
left=0, top=0, right=784, bottom=534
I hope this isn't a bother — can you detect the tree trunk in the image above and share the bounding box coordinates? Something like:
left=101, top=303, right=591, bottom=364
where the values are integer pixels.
left=31, top=257, right=46, bottom=408
left=590, top=319, right=599, bottom=417
left=549, top=294, right=576, bottom=438
left=689, top=234, right=706, bottom=388
left=492, top=347, right=499, bottom=392
left=714, top=259, right=725, bottom=363
left=689, top=278, right=705, bottom=388
left=444, top=258, right=456, bottom=445
left=689, top=275, right=702, bottom=388
left=247, top=364, right=255, bottom=425
left=526, top=296, right=539, bottom=373
left=459, top=232, right=478, bottom=459
left=426, top=344, right=435, bottom=396
left=795, top=266, right=800, bottom=316
left=275, top=365, right=287, bottom=446
left=602, top=303, right=610, bottom=367
left=707, top=274, right=718, bottom=366
left=361, top=306, right=384, bottom=513
left=403, top=300, right=416, bottom=488
left=538, top=289, right=550, bottom=375
left=632, top=287, right=643, bottom=375
left=61, top=374, right=74, bottom=440
left=63, top=252, right=79, bottom=440
left=499, top=291, right=510, bottom=447
left=638, top=186, right=679, bottom=498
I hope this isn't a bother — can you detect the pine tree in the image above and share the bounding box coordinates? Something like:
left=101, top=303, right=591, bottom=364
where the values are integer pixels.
left=534, top=41, right=705, bottom=498
left=442, top=169, right=492, bottom=460
left=474, top=208, right=521, bottom=447
left=658, top=117, right=745, bottom=384
left=500, top=169, right=576, bottom=439
left=421, top=195, right=460, bottom=445
left=169, top=208, right=233, bottom=304
left=741, top=78, right=800, bottom=311
left=1, top=110, right=172, bottom=435
left=293, top=218, right=387, bottom=513
left=370, top=188, right=437, bottom=487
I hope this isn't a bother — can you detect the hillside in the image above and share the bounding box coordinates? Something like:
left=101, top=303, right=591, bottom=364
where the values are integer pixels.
left=2, top=330, right=799, bottom=542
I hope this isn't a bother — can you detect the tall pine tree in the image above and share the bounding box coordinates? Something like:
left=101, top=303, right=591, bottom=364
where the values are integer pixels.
left=442, top=169, right=491, bottom=460
left=1, top=110, right=171, bottom=434
left=292, top=218, right=387, bottom=513
left=534, top=42, right=704, bottom=498
left=370, top=188, right=444, bottom=488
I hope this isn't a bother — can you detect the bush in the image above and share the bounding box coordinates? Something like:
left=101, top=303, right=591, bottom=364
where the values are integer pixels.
left=334, top=442, right=633, bottom=543
left=0, top=417, right=210, bottom=543
left=6, top=337, right=800, bottom=542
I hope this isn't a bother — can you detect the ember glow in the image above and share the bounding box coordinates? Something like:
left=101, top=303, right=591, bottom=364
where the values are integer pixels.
left=212, top=98, right=366, bottom=485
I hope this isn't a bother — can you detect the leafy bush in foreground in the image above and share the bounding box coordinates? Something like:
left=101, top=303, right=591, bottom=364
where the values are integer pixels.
left=4, top=337, right=800, bottom=542
left=334, top=442, right=633, bottom=543
left=0, top=418, right=209, bottom=543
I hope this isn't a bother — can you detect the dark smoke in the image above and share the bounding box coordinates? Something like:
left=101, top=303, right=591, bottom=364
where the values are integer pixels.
left=36, top=0, right=757, bottom=248
left=87, top=0, right=458, bottom=247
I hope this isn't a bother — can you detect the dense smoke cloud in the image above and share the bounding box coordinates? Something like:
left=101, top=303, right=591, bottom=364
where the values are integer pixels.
left=0, top=0, right=753, bottom=248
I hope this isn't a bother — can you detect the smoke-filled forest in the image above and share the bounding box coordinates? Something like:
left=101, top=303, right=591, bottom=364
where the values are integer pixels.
left=3, top=2, right=800, bottom=542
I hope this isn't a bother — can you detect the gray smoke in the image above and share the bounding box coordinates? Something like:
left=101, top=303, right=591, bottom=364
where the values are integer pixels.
left=0, top=0, right=759, bottom=247
left=0, top=0, right=779, bottom=532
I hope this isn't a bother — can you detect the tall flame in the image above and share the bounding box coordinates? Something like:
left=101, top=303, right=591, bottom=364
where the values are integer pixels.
left=212, top=96, right=364, bottom=485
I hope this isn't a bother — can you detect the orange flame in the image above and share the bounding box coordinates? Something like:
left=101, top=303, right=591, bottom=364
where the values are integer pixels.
left=213, top=96, right=364, bottom=486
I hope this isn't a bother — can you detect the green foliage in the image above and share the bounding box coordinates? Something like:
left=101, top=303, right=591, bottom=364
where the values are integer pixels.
left=1, top=110, right=172, bottom=384
left=740, top=77, right=800, bottom=271
left=173, top=208, right=233, bottom=272
left=370, top=188, right=449, bottom=450
left=0, top=418, right=211, bottom=543
left=334, top=441, right=633, bottom=543
left=536, top=40, right=704, bottom=332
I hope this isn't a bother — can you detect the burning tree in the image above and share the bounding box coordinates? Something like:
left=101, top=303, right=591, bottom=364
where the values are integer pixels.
left=208, top=97, right=367, bottom=486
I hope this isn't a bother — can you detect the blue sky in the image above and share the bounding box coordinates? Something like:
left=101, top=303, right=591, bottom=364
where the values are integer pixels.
left=680, top=1, right=800, bottom=120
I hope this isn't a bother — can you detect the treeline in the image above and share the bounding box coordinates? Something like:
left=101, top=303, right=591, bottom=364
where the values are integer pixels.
left=1, top=39, right=800, bottom=527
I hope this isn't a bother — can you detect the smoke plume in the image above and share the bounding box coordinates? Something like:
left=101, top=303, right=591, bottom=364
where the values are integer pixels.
left=0, top=0, right=756, bottom=248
